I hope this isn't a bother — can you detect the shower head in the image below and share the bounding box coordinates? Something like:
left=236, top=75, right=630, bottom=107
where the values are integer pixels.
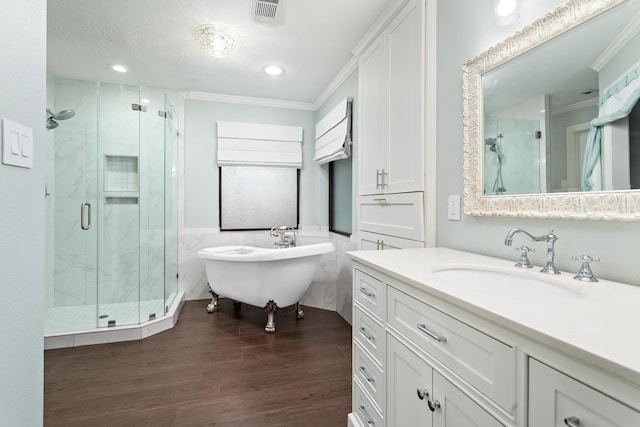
left=47, top=108, right=76, bottom=121
left=46, top=118, right=59, bottom=130
left=46, top=108, right=75, bottom=130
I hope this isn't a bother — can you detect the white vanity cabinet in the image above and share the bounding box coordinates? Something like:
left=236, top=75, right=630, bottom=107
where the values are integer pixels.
left=528, top=359, right=640, bottom=426
left=387, top=334, right=503, bottom=427
left=358, top=0, right=424, bottom=196
left=347, top=248, right=640, bottom=427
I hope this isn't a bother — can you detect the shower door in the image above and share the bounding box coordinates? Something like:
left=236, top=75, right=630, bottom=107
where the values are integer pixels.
left=96, top=82, right=142, bottom=327
left=45, top=79, right=100, bottom=333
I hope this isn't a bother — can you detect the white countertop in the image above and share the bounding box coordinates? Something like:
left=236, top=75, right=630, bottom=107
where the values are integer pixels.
left=347, top=247, right=640, bottom=387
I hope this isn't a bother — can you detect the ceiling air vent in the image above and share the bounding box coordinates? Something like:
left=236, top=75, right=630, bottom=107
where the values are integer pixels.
left=252, top=0, right=286, bottom=26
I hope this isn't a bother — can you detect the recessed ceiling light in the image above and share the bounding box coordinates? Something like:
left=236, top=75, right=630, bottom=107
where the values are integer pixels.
left=263, top=65, right=284, bottom=76
left=112, top=64, right=128, bottom=73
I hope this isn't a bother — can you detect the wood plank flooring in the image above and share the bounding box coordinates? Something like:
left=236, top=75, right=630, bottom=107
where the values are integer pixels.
left=44, top=299, right=353, bottom=427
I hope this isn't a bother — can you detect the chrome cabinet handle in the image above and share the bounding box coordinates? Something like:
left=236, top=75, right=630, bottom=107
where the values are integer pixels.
left=564, top=416, right=580, bottom=427
left=359, top=327, right=375, bottom=342
left=80, top=202, right=92, bottom=230
left=359, top=287, right=375, bottom=298
left=358, top=405, right=375, bottom=425
left=359, top=366, right=375, bottom=383
left=428, top=399, right=441, bottom=412
left=376, top=170, right=383, bottom=189
left=416, top=388, right=429, bottom=400
left=417, top=324, right=447, bottom=343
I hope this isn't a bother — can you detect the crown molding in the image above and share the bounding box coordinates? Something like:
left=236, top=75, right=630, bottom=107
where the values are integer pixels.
left=352, top=0, right=409, bottom=57
left=553, top=97, right=598, bottom=115
left=186, top=91, right=316, bottom=111
left=313, top=56, right=359, bottom=109
left=591, top=12, right=640, bottom=71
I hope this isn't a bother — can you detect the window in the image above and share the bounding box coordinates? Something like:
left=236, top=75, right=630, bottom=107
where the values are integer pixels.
left=219, top=166, right=299, bottom=230
left=329, top=157, right=352, bottom=235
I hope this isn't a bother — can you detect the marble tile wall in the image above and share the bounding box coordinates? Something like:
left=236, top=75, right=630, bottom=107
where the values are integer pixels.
left=48, top=79, right=176, bottom=312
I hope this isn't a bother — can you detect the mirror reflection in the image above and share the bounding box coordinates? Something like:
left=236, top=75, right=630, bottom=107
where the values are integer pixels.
left=482, top=0, right=640, bottom=196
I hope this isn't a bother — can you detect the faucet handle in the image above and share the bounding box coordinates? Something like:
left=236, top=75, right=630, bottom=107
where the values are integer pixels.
left=514, top=246, right=534, bottom=269
left=572, top=255, right=600, bottom=282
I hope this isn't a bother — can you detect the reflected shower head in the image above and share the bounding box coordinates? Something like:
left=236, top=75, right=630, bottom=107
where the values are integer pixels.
left=46, top=108, right=75, bottom=130
left=484, top=137, right=497, bottom=151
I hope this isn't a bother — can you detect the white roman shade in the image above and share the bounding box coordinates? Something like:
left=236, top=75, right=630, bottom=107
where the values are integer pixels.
left=313, top=97, right=353, bottom=165
left=217, top=121, right=303, bottom=168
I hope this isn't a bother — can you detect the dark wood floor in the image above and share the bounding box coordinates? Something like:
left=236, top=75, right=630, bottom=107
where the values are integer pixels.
left=44, top=299, right=353, bottom=427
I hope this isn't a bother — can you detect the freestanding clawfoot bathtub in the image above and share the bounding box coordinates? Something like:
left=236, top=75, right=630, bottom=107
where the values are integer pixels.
left=198, top=242, right=335, bottom=333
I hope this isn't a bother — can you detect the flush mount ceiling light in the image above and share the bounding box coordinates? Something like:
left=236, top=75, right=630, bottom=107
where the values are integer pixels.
left=493, top=0, right=520, bottom=26
left=193, top=23, right=244, bottom=58
left=112, top=64, right=128, bottom=73
left=263, top=65, right=284, bottom=76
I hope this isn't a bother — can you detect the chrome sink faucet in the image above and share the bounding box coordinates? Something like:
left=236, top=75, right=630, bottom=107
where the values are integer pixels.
left=504, top=227, right=560, bottom=274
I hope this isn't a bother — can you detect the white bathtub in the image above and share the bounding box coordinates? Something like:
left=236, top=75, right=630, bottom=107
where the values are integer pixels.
left=198, top=242, right=335, bottom=332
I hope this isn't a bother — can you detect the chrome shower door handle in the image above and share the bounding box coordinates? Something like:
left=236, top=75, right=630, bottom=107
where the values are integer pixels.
left=81, top=202, right=92, bottom=230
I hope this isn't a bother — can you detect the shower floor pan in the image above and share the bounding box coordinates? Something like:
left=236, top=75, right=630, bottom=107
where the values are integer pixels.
left=44, top=292, right=184, bottom=349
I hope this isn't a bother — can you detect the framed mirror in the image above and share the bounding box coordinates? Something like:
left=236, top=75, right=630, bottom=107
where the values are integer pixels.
left=463, top=0, right=640, bottom=220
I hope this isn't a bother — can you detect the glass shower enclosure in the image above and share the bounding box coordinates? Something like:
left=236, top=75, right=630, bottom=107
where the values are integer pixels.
left=44, top=78, right=178, bottom=334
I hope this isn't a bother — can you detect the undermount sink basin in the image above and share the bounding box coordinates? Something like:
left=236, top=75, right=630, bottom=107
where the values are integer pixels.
left=432, top=267, right=582, bottom=301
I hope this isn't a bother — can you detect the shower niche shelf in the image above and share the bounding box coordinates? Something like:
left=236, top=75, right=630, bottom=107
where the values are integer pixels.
left=104, top=155, right=139, bottom=192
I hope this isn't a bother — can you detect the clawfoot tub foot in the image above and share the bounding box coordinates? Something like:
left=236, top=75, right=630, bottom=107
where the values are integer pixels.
left=264, top=299, right=279, bottom=333
left=295, top=302, right=305, bottom=319
left=206, top=286, right=219, bottom=313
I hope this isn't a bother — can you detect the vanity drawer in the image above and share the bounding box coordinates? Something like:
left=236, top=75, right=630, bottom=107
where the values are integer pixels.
left=358, top=192, right=424, bottom=241
left=354, top=307, right=385, bottom=366
left=529, top=358, right=640, bottom=426
left=354, top=381, right=384, bottom=427
left=354, top=268, right=385, bottom=321
left=354, top=341, right=385, bottom=412
left=387, top=285, right=515, bottom=412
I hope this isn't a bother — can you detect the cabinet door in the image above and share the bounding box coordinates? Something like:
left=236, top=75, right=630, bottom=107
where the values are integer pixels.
left=359, top=35, right=387, bottom=196
left=387, top=334, right=433, bottom=427
left=433, top=372, right=504, bottom=427
left=529, top=358, right=640, bottom=426
left=386, top=0, right=424, bottom=193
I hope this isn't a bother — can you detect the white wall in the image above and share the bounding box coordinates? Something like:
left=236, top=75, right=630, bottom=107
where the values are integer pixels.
left=0, top=0, right=46, bottom=424
left=435, top=0, right=640, bottom=286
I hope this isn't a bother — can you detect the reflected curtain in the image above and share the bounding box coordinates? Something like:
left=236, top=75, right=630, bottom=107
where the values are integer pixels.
left=582, top=66, right=640, bottom=190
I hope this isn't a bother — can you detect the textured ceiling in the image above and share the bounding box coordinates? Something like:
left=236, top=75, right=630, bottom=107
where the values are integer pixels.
left=47, top=0, right=392, bottom=104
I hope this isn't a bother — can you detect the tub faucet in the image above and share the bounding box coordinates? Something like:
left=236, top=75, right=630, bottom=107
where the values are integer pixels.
left=504, top=227, right=560, bottom=274
left=271, top=226, right=296, bottom=248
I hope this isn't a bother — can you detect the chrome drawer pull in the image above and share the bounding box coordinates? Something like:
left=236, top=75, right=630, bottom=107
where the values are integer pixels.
left=428, top=399, right=441, bottom=412
left=359, top=287, right=375, bottom=298
left=359, top=327, right=375, bottom=342
left=564, top=416, right=580, bottom=427
left=358, top=405, right=375, bottom=425
left=359, top=366, right=375, bottom=383
left=416, top=388, right=429, bottom=400
left=417, top=324, right=447, bottom=343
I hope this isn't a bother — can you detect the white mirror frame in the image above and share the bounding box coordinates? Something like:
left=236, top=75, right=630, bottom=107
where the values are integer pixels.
left=462, top=0, right=640, bottom=221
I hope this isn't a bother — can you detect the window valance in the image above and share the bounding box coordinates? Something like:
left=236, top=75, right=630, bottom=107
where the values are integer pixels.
left=217, top=121, right=303, bottom=168
left=313, top=97, right=353, bottom=165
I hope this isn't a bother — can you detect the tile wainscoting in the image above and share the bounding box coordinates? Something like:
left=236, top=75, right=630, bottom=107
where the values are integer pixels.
left=178, top=226, right=356, bottom=323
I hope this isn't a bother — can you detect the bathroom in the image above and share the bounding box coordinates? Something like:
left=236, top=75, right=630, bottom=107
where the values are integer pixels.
left=3, top=0, right=640, bottom=425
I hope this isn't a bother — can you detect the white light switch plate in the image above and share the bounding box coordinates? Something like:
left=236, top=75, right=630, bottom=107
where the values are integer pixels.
left=2, top=118, right=33, bottom=169
left=447, top=194, right=461, bottom=220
